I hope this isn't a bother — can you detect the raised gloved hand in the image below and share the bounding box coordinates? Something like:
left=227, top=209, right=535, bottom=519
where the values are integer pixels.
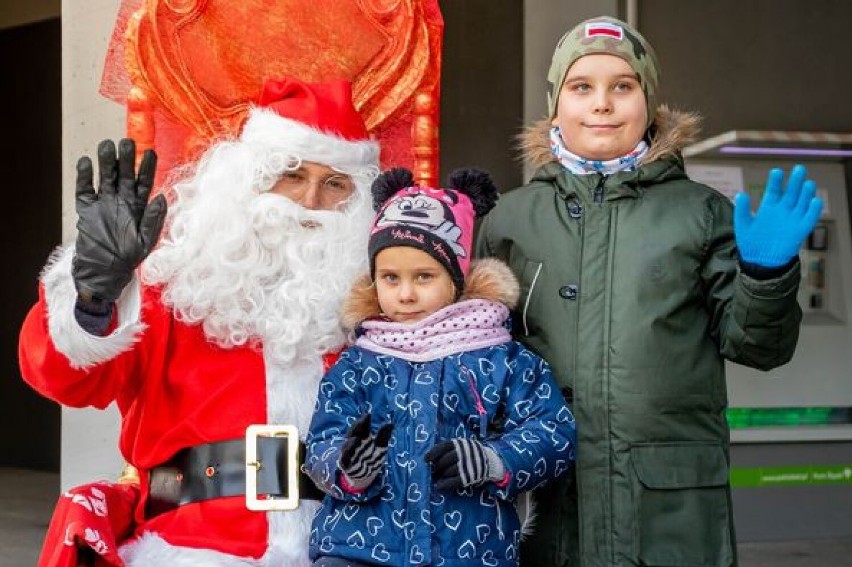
left=425, top=438, right=505, bottom=491
left=339, top=414, right=393, bottom=491
left=72, top=139, right=167, bottom=302
left=734, top=164, right=823, bottom=268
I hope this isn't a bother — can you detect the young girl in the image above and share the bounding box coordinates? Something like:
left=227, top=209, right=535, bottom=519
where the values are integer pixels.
left=305, top=168, right=576, bottom=567
left=475, top=16, right=823, bottom=567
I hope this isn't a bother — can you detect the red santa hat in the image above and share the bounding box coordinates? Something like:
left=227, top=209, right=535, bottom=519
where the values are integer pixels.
left=240, top=77, right=379, bottom=174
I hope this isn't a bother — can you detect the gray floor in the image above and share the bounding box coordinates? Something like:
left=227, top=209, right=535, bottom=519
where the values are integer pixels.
left=2, top=467, right=852, bottom=567
left=1, top=468, right=60, bottom=567
left=738, top=538, right=852, bottom=567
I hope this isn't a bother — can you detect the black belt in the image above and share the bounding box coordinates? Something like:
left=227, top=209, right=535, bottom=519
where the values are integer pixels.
left=146, top=434, right=324, bottom=519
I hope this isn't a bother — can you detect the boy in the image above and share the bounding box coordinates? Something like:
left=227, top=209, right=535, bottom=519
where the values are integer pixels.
left=476, top=16, right=821, bottom=567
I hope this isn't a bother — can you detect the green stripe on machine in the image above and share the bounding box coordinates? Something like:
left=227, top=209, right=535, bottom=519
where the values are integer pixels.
left=726, top=407, right=852, bottom=429
left=730, top=465, right=852, bottom=487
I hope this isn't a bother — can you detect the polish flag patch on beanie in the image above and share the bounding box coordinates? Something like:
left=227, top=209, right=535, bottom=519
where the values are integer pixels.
left=585, top=21, right=623, bottom=40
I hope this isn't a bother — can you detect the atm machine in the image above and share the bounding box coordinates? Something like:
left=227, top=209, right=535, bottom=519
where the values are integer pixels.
left=684, top=131, right=852, bottom=541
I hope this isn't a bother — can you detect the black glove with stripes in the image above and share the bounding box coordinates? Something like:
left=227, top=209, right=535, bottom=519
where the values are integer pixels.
left=425, top=438, right=505, bottom=491
left=339, top=414, right=393, bottom=491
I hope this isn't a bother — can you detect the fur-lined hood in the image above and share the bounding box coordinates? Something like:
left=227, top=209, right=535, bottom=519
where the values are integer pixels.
left=518, top=105, right=701, bottom=168
left=340, top=258, right=520, bottom=330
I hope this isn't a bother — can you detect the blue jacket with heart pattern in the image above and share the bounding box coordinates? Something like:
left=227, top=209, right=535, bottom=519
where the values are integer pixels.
left=305, top=259, right=576, bottom=566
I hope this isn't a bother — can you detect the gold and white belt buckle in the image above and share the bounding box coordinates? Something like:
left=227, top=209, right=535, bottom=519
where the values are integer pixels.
left=245, top=424, right=299, bottom=511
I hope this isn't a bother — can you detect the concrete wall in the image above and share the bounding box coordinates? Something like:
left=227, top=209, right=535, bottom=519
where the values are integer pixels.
left=59, top=0, right=126, bottom=490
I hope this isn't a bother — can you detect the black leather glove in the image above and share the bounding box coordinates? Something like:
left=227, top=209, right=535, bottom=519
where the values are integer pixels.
left=72, top=139, right=167, bottom=302
left=425, top=438, right=505, bottom=491
left=339, top=414, right=394, bottom=490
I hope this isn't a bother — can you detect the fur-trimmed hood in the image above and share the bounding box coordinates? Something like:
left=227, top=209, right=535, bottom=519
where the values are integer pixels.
left=518, top=105, right=701, bottom=168
left=340, top=258, right=520, bottom=330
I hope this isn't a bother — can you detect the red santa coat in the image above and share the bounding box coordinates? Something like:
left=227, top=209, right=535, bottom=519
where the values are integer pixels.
left=20, top=248, right=329, bottom=566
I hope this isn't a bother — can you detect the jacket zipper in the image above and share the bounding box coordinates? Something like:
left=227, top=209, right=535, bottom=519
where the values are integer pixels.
left=602, top=198, right=618, bottom=564
left=461, top=364, right=505, bottom=539
left=461, top=365, right=488, bottom=437
left=593, top=175, right=605, bottom=204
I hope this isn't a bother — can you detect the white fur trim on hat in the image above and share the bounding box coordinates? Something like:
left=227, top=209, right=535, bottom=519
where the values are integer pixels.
left=42, top=246, right=144, bottom=370
left=241, top=108, right=380, bottom=175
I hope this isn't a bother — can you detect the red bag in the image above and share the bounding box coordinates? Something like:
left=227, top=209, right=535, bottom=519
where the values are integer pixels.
left=37, top=481, right=140, bottom=567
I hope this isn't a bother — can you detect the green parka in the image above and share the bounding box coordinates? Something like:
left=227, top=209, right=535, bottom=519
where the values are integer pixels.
left=475, top=107, right=803, bottom=567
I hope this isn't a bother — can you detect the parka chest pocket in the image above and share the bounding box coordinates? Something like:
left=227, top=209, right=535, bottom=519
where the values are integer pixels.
left=630, top=443, right=733, bottom=567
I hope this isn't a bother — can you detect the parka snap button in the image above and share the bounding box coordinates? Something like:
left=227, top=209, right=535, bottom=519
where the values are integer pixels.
left=567, top=200, right=583, bottom=219
left=559, top=285, right=578, bottom=300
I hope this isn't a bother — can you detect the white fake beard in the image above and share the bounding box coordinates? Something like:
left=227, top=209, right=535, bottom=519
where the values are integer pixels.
left=141, top=141, right=372, bottom=366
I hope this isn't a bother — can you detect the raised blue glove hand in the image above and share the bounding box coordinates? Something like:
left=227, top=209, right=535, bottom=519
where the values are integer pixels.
left=734, top=165, right=824, bottom=268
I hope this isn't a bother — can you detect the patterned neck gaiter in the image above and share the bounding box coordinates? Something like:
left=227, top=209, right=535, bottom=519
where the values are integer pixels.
left=550, top=126, right=648, bottom=175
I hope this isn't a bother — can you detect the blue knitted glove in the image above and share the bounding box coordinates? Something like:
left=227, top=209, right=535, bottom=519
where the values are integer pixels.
left=734, top=165, right=824, bottom=268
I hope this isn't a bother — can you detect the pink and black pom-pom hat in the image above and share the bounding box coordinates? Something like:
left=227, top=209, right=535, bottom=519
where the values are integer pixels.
left=367, top=168, right=499, bottom=296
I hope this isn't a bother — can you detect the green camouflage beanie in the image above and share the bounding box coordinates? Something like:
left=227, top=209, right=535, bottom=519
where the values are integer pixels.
left=547, top=16, right=660, bottom=128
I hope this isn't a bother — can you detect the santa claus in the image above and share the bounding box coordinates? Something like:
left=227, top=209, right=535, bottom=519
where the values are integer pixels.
left=19, top=77, right=379, bottom=566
